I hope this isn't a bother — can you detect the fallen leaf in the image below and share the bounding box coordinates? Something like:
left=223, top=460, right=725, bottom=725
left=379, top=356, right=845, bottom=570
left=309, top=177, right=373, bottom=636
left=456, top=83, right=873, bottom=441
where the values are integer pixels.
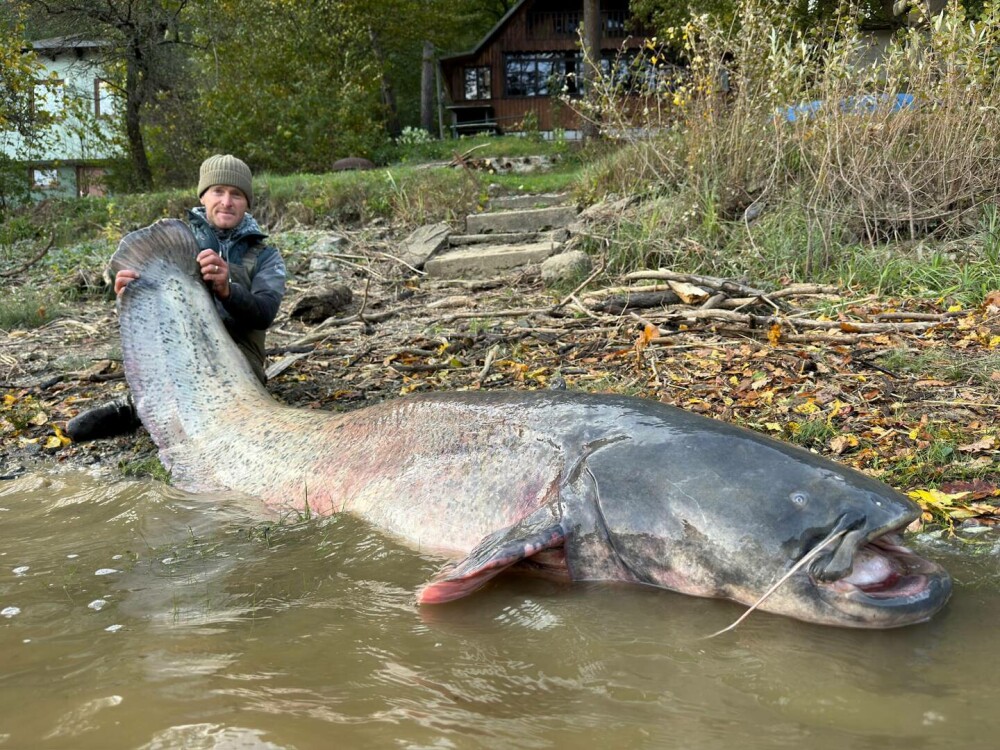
left=940, top=479, right=999, bottom=500
left=908, top=488, right=970, bottom=508
left=635, top=323, right=658, bottom=354
left=958, top=435, right=996, bottom=453
left=829, top=434, right=860, bottom=454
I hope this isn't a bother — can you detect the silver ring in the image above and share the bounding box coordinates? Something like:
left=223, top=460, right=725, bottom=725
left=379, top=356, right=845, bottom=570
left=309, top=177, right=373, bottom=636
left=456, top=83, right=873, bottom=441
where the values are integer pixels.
left=211, top=264, right=217, bottom=272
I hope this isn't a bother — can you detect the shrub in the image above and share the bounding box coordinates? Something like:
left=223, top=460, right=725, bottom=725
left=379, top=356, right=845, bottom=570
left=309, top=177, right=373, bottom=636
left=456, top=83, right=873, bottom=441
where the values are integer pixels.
left=587, top=0, right=1000, bottom=286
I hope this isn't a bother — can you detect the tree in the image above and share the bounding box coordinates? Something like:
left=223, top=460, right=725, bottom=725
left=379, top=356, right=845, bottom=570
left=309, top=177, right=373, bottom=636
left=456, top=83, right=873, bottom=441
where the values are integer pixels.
left=0, top=7, right=53, bottom=211
left=189, top=0, right=387, bottom=173
left=16, top=0, right=195, bottom=191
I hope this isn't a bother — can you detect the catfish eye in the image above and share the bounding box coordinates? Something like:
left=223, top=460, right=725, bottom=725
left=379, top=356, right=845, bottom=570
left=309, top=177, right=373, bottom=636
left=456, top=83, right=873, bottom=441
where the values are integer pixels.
left=790, top=491, right=809, bottom=507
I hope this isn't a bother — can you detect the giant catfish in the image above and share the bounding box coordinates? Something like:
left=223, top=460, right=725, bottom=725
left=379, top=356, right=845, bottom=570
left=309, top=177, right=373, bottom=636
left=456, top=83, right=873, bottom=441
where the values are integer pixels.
left=108, top=219, right=951, bottom=628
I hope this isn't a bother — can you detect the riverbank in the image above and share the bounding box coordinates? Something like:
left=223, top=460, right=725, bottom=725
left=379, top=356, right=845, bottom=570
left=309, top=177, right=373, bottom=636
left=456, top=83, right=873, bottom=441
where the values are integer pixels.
left=1, top=202, right=998, bottom=529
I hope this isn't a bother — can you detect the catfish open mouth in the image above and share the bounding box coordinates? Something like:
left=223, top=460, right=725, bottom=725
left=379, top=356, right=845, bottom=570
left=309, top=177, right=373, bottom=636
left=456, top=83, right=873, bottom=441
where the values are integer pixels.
left=825, top=534, right=941, bottom=597
left=815, top=531, right=952, bottom=620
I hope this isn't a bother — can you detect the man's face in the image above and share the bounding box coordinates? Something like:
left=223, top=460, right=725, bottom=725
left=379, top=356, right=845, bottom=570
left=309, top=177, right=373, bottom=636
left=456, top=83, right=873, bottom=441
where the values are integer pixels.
left=200, top=185, right=248, bottom=230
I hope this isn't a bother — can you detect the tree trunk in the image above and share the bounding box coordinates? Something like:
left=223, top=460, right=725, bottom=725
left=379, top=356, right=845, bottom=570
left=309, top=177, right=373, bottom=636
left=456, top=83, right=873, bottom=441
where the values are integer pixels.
left=581, top=0, right=601, bottom=140
left=420, top=40, right=435, bottom=135
left=369, top=27, right=401, bottom=138
left=124, top=53, right=153, bottom=191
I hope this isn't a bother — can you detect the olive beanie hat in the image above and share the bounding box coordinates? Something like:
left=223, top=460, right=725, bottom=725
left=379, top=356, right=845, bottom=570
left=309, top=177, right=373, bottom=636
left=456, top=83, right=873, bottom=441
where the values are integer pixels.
left=198, top=154, right=253, bottom=207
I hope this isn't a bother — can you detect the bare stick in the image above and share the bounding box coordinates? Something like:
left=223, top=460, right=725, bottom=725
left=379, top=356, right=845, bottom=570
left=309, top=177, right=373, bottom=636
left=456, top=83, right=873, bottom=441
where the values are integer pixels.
left=476, top=344, right=500, bottom=385
left=0, top=235, right=54, bottom=278
left=549, top=260, right=605, bottom=313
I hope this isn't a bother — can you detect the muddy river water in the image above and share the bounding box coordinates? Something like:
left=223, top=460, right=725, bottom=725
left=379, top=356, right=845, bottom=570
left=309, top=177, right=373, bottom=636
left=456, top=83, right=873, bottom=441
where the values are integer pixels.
left=2, top=471, right=998, bottom=749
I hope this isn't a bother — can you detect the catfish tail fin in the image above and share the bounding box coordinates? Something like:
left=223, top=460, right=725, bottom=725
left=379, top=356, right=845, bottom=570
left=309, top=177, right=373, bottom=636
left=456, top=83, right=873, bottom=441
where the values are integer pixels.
left=113, top=218, right=271, bottom=492
left=110, top=218, right=200, bottom=281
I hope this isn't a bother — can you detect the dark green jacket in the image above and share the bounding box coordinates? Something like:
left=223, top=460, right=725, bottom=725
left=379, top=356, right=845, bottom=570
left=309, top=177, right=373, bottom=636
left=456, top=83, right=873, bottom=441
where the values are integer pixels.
left=188, top=208, right=287, bottom=382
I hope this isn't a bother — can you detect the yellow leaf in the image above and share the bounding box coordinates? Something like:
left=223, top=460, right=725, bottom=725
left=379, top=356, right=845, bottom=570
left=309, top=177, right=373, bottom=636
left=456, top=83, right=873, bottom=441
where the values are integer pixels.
left=44, top=435, right=62, bottom=450
left=3, top=394, right=16, bottom=407
left=30, top=411, right=48, bottom=426
left=907, top=488, right=970, bottom=508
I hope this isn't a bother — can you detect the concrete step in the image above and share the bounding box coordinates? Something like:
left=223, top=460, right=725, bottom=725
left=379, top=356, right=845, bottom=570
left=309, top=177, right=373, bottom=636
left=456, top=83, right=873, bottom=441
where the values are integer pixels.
left=488, top=193, right=571, bottom=211
left=423, top=239, right=562, bottom=279
left=449, top=228, right=567, bottom=247
left=465, top=205, right=578, bottom=235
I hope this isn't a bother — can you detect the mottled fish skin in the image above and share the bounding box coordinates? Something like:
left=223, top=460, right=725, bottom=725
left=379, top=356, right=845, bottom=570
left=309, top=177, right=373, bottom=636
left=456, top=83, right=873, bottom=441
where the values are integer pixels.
left=111, top=220, right=952, bottom=628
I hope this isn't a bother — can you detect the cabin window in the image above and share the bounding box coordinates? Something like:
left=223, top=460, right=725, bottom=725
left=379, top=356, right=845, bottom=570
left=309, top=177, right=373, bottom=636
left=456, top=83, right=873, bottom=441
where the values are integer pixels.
left=31, top=168, right=60, bottom=190
left=527, top=9, right=629, bottom=38
left=94, top=79, right=115, bottom=118
left=504, top=52, right=579, bottom=97
left=600, top=51, right=686, bottom=96
left=32, top=79, right=65, bottom=116
left=463, top=67, right=491, bottom=100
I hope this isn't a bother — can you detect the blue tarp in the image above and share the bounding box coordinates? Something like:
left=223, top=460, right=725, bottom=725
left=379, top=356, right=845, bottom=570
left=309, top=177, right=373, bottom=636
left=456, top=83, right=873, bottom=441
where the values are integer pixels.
left=782, top=93, right=916, bottom=122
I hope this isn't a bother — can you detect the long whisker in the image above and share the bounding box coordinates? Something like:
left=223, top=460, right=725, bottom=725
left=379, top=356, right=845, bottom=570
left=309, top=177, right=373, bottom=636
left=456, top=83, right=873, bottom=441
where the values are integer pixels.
left=702, top=529, right=848, bottom=639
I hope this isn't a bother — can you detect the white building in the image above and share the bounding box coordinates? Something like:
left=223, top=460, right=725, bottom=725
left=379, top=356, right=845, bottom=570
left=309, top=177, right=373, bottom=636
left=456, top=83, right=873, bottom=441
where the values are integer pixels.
left=2, top=36, right=120, bottom=199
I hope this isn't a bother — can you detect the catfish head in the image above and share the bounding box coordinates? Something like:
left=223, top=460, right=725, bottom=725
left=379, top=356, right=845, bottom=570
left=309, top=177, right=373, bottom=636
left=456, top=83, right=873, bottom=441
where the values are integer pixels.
left=419, top=412, right=951, bottom=629
left=573, top=423, right=953, bottom=628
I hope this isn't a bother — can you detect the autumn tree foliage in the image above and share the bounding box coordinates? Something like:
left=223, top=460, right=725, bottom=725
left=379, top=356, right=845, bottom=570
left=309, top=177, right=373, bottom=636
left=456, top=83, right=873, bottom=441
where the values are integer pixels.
left=0, top=8, right=51, bottom=210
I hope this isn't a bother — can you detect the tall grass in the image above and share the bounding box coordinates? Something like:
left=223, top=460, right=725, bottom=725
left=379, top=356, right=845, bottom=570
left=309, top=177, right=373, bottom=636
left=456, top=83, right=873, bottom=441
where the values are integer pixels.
left=585, top=0, right=1000, bottom=299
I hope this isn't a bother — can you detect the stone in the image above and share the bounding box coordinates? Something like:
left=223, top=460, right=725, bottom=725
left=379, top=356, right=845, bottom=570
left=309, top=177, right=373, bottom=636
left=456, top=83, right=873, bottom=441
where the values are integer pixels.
left=290, top=285, right=353, bottom=323
left=541, top=250, right=592, bottom=285
left=398, top=222, right=452, bottom=270
left=332, top=157, right=375, bottom=171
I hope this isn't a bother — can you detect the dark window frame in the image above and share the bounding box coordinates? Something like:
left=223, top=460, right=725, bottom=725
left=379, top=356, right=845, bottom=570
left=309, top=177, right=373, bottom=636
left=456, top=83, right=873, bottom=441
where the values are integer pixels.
left=94, top=78, right=114, bottom=118
left=463, top=66, right=492, bottom=101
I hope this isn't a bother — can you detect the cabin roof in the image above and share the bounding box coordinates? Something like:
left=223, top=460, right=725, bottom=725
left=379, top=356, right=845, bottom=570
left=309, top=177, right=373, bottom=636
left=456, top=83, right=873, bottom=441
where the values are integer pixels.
left=439, top=0, right=529, bottom=63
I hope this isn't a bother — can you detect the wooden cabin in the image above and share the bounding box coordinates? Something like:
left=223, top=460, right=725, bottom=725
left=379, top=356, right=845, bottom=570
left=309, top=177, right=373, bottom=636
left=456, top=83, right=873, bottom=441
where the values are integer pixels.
left=439, top=0, right=649, bottom=137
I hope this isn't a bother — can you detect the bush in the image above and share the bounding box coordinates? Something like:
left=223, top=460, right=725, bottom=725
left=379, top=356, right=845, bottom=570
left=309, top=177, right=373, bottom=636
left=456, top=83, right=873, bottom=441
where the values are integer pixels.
left=587, top=0, right=1000, bottom=287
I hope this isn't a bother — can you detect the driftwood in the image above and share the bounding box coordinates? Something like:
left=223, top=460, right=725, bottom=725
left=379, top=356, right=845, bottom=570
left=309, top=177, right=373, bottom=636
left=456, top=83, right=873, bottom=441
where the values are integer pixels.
left=623, top=269, right=769, bottom=297
left=591, top=290, right=681, bottom=313
left=651, top=307, right=941, bottom=334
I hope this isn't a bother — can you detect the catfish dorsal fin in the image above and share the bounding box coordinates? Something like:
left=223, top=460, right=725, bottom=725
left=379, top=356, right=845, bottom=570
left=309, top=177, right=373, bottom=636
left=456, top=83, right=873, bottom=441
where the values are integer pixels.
left=418, top=503, right=565, bottom=604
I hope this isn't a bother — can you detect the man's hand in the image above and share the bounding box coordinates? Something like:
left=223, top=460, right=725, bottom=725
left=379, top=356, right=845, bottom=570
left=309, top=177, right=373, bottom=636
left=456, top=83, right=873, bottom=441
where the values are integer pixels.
left=114, top=269, right=140, bottom=295
left=196, top=249, right=231, bottom=300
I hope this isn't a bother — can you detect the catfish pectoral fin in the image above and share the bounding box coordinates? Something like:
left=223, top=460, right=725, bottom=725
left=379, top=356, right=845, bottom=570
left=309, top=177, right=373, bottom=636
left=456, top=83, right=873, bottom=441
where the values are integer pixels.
left=418, top=505, right=566, bottom=604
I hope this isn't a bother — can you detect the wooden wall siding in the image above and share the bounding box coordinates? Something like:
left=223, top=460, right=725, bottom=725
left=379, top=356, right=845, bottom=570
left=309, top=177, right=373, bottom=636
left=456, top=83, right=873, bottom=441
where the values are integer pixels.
left=441, top=0, right=647, bottom=133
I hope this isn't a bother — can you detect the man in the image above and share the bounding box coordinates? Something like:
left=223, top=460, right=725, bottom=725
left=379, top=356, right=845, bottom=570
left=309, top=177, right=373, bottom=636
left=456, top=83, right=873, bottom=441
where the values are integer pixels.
left=67, top=154, right=287, bottom=442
